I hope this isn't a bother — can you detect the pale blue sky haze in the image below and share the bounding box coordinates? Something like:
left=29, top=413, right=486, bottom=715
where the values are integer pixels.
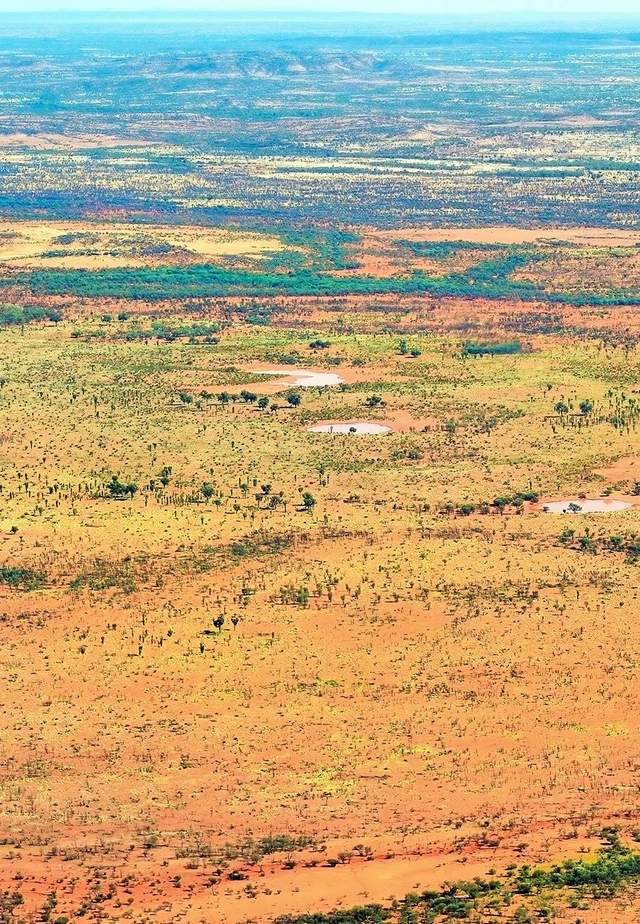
left=1, top=0, right=640, bottom=20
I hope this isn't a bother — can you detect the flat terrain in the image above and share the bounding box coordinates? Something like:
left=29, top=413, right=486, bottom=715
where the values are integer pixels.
left=4, top=13, right=640, bottom=924
left=3, top=16, right=640, bottom=230
left=4, top=293, right=640, bottom=921
left=0, top=221, right=288, bottom=269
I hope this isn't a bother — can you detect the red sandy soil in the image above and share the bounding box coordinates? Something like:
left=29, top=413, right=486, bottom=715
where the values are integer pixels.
left=593, top=458, right=640, bottom=483
left=374, top=226, right=640, bottom=247
left=2, top=822, right=635, bottom=922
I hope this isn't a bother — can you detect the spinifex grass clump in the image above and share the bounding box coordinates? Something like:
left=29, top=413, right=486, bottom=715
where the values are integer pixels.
left=0, top=565, right=46, bottom=591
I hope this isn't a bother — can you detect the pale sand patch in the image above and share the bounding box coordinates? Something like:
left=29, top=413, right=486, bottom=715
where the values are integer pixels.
left=543, top=497, right=633, bottom=514
left=0, top=132, right=160, bottom=149
left=308, top=421, right=392, bottom=434
left=253, top=367, right=344, bottom=388
left=0, top=220, right=287, bottom=268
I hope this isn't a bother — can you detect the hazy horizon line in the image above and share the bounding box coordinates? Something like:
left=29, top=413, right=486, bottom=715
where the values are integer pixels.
left=1, top=7, right=640, bottom=19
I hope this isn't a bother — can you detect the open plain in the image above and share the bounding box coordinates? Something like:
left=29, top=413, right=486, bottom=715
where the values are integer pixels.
left=4, top=12, right=640, bottom=924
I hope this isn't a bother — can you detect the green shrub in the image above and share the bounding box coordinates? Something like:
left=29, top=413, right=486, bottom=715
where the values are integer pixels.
left=0, top=566, right=46, bottom=590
